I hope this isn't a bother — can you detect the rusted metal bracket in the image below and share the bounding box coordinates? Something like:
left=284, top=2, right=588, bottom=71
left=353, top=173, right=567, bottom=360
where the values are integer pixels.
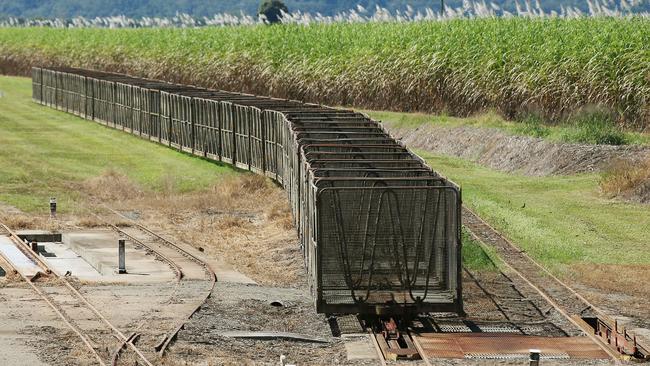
left=374, top=318, right=421, bottom=361
left=579, top=316, right=650, bottom=360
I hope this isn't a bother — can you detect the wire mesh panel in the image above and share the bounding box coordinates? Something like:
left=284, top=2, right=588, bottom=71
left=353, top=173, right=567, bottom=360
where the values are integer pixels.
left=32, top=67, right=463, bottom=316
left=263, top=110, right=285, bottom=182
left=160, top=91, right=173, bottom=145
left=141, top=88, right=161, bottom=141
left=195, top=98, right=221, bottom=159
left=93, top=79, right=115, bottom=126
left=168, top=93, right=193, bottom=151
left=234, top=104, right=252, bottom=170
left=55, top=71, right=65, bottom=111
left=42, top=69, right=56, bottom=107
left=115, top=82, right=131, bottom=131
left=315, top=186, right=461, bottom=314
left=83, top=76, right=93, bottom=119
left=69, top=73, right=86, bottom=118
left=31, top=67, right=43, bottom=104
left=219, top=102, right=236, bottom=165
left=131, top=85, right=143, bottom=135
left=250, top=107, right=265, bottom=174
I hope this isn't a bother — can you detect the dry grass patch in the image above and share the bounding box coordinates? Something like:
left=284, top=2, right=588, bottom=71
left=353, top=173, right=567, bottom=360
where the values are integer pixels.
left=82, top=169, right=143, bottom=201
left=74, top=216, right=104, bottom=228
left=137, top=174, right=272, bottom=214
left=122, top=174, right=302, bottom=287
left=0, top=213, right=57, bottom=231
left=217, top=215, right=252, bottom=231
left=572, top=264, right=650, bottom=297
left=571, top=264, right=650, bottom=327
left=601, top=158, right=650, bottom=203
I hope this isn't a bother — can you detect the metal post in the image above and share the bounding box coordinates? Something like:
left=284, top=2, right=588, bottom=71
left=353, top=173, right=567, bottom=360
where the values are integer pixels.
left=118, top=239, right=127, bottom=274
left=49, top=197, right=57, bottom=218
left=529, top=349, right=540, bottom=366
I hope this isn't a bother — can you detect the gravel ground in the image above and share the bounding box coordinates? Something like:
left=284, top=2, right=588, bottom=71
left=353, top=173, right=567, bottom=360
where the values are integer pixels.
left=165, top=281, right=354, bottom=366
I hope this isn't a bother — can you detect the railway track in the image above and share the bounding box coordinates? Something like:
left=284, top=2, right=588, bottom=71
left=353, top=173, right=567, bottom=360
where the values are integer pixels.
left=367, top=206, right=648, bottom=363
left=0, top=221, right=154, bottom=366
left=461, top=266, right=555, bottom=329
left=462, top=206, right=648, bottom=362
left=26, top=66, right=648, bottom=364
left=1, top=212, right=216, bottom=365
left=98, top=207, right=217, bottom=362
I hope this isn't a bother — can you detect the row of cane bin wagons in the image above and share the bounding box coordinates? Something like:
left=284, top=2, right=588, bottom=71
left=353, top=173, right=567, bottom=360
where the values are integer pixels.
left=32, top=66, right=462, bottom=315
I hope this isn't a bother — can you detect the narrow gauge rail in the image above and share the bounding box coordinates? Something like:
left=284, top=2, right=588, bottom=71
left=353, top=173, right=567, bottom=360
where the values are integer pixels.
left=32, top=66, right=462, bottom=316
left=102, top=207, right=217, bottom=358
left=0, top=221, right=153, bottom=366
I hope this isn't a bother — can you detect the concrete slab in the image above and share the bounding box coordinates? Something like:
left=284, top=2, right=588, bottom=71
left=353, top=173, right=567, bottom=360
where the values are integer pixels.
left=210, top=257, right=256, bottom=284
left=0, top=235, right=40, bottom=277
left=342, top=334, right=379, bottom=360
left=157, top=237, right=256, bottom=284
left=39, top=241, right=105, bottom=279
left=16, top=230, right=62, bottom=243
left=632, top=328, right=650, bottom=350
left=36, top=230, right=175, bottom=283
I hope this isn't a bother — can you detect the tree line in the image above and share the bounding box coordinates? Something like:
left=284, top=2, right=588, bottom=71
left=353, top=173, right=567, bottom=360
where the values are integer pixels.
left=1, top=0, right=648, bottom=19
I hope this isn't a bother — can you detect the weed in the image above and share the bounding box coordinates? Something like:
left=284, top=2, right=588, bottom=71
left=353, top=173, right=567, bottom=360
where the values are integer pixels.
left=560, top=111, right=628, bottom=145
left=82, top=169, right=143, bottom=201
left=462, top=227, right=498, bottom=271
left=600, top=158, right=650, bottom=200
left=514, top=115, right=551, bottom=138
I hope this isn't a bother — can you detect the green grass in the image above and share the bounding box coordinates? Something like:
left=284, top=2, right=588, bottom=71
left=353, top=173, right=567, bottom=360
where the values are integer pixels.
left=0, top=76, right=235, bottom=213
left=366, top=110, right=650, bottom=146
left=0, top=18, right=648, bottom=128
left=462, top=227, right=499, bottom=272
left=418, top=151, right=650, bottom=271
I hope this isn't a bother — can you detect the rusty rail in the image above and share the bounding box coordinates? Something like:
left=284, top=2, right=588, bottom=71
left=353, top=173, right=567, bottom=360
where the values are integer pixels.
left=463, top=206, right=629, bottom=364
left=106, top=208, right=217, bottom=357
left=0, top=220, right=154, bottom=366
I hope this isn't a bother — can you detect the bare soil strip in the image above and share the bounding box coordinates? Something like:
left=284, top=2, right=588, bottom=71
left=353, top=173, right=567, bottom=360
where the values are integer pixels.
left=386, top=124, right=650, bottom=176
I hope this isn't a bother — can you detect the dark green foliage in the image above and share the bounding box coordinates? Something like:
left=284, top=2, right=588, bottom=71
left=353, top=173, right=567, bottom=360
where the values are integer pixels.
left=0, top=0, right=648, bottom=19
left=560, top=111, right=628, bottom=145
left=514, top=115, right=551, bottom=138
left=258, top=0, right=288, bottom=23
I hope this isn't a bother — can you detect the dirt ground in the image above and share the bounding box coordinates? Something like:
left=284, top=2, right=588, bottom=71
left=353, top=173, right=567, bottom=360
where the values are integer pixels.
left=568, top=264, right=650, bottom=330
left=0, top=170, right=639, bottom=365
left=117, top=174, right=303, bottom=288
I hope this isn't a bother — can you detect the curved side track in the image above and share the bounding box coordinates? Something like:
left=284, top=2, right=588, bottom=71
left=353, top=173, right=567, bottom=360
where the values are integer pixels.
left=104, top=208, right=217, bottom=358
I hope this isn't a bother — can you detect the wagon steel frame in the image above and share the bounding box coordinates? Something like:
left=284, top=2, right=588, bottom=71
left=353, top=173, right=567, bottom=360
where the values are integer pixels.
left=32, top=66, right=463, bottom=316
